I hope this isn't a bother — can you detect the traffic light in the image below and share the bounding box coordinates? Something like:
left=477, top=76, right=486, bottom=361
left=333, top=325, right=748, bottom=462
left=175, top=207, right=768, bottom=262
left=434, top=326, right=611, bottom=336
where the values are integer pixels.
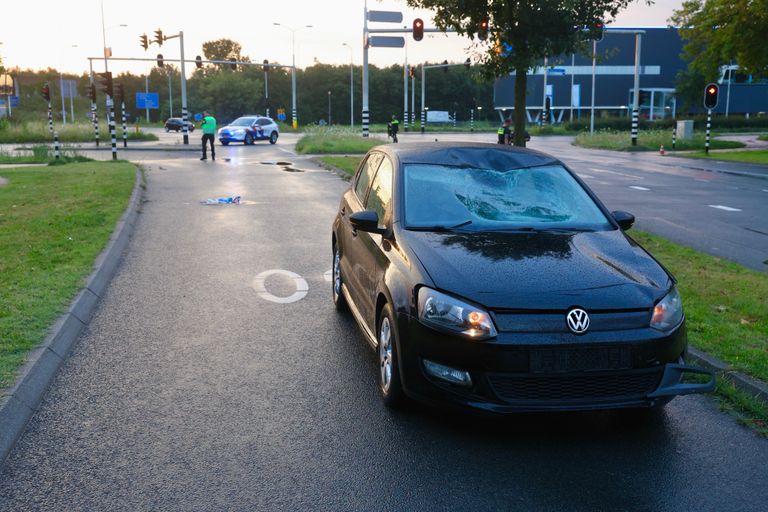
left=478, top=19, right=489, bottom=41
left=97, top=71, right=113, bottom=97
left=195, top=55, right=203, bottom=69
left=704, top=83, right=719, bottom=109
left=88, top=83, right=97, bottom=102
left=115, top=83, right=124, bottom=104
left=443, top=59, right=448, bottom=73
left=153, top=29, right=164, bottom=46
left=413, top=18, right=424, bottom=41
left=594, top=22, right=604, bottom=42
left=157, top=53, right=164, bottom=68
left=408, top=65, right=414, bottom=78
left=230, top=58, right=237, bottom=71
left=140, top=34, right=149, bottom=50
left=263, top=59, right=269, bottom=72
left=638, top=90, right=650, bottom=105
left=464, top=58, right=471, bottom=70
left=41, top=83, right=50, bottom=102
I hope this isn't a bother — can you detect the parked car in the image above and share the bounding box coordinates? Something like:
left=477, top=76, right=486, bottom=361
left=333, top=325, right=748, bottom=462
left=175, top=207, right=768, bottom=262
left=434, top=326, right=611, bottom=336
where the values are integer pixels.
left=217, top=116, right=279, bottom=145
left=164, top=118, right=194, bottom=132
left=331, top=142, right=715, bottom=413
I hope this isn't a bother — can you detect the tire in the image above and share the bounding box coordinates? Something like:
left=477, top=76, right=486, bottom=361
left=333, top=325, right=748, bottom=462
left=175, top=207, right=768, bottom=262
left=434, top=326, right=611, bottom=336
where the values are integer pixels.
left=244, top=133, right=253, bottom=145
left=269, top=131, right=278, bottom=144
left=378, top=303, right=405, bottom=408
left=332, top=243, right=348, bottom=312
left=220, top=140, right=229, bottom=146
left=165, top=127, right=170, bottom=133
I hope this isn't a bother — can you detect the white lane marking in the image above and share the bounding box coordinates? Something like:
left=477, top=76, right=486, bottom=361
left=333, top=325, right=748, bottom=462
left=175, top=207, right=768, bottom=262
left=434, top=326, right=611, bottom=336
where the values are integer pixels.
left=629, top=186, right=651, bottom=191
left=763, top=189, right=768, bottom=193
left=324, top=270, right=333, bottom=282
left=589, top=167, right=642, bottom=179
left=579, top=174, right=595, bottom=180
left=708, top=205, right=742, bottom=212
left=252, top=269, right=309, bottom=304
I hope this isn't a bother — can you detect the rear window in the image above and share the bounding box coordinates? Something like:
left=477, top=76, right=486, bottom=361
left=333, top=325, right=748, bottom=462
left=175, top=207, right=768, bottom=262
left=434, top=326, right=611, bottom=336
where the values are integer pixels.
left=404, top=164, right=612, bottom=231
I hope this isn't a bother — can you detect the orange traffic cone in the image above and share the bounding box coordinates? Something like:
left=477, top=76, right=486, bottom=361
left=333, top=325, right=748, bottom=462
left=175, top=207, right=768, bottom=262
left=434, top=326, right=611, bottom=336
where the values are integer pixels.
left=659, top=145, right=666, bottom=156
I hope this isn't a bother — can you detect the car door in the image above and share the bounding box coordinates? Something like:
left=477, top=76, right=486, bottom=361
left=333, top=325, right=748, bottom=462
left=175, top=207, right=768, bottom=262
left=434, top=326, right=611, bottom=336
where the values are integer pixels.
left=256, top=118, right=271, bottom=138
left=338, top=152, right=383, bottom=310
left=353, top=155, right=394, bottom=329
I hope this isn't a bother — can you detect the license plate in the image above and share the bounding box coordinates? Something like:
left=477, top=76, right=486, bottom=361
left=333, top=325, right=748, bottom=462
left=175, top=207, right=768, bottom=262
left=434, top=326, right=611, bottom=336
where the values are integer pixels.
left=530, top=347, right=631, bottom=373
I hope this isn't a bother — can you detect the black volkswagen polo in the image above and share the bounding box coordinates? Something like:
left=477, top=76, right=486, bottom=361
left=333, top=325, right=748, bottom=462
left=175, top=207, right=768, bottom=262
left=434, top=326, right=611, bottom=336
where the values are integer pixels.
left=331, top=143, right=714, bottom=413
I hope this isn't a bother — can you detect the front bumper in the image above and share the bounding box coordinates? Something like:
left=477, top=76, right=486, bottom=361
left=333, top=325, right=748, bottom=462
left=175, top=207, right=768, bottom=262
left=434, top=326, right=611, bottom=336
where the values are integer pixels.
left=396, top=313, right=715, bottom=413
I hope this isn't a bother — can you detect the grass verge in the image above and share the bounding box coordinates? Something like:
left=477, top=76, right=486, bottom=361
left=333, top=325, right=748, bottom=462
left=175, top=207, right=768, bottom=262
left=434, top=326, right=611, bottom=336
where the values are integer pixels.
left=0, top=122, right=158, bottom=143
left=318, top=156, right=362, bottom=176
left=0, top=145, right=92, bottom=165
left=713, top=379, right=768, bottom=438
left=673, top=149, right=768, bottom=165
left=296, top=126, right=386, bottom=154
left=573, top=129, right=745, bottom=152
left=759, top=134, right=768, bottom=142
left=0, top=161, right=136, bottom=391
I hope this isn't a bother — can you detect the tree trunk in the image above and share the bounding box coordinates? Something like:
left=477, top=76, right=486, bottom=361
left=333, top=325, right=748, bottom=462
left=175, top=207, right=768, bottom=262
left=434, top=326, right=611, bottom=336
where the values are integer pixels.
left=513, top=65, right=528, bottom=147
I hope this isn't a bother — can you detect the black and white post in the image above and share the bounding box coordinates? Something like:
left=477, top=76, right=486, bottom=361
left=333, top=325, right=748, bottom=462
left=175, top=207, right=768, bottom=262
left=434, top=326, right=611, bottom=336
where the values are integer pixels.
left=705, top=109, right=712, bottom=155
left=121, top=99, right=127, bottom=148
left=53, top=131, right=60, bottom=160
left=47, top=101, right=53, bottom=133
left=672, top=124, right=676, bottom=150
left=631, top=32, right=642, bottom=146
left=470, top=108, right=474, bottom=132
left=107, top=95, right=117, bottom=160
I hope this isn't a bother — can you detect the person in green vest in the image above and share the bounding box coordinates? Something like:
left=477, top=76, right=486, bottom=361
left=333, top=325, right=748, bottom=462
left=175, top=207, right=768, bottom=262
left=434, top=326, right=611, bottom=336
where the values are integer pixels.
left=388, top=114, right=400, bottom=143
left=200, top=111, right=217, bottom=161
left=497, top=118, right=511, bottom=145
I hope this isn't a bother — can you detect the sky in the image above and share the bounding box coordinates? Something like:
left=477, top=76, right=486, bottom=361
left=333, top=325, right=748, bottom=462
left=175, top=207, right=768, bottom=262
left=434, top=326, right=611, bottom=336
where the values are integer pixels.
left=1, top=0, right=684, bottom=76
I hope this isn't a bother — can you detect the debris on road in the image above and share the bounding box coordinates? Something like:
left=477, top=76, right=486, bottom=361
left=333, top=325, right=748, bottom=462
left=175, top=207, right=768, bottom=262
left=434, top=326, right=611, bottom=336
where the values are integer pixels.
left=201, top=196, right=241, bottom=205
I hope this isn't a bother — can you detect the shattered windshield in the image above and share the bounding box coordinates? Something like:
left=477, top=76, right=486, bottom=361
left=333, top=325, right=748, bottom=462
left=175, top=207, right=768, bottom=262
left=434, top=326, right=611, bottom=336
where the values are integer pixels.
left=403, top=164, right=612, bottom=232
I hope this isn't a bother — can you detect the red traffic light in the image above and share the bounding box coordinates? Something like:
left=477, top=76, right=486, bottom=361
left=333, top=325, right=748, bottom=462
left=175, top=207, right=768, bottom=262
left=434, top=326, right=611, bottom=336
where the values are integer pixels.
left=41, top=83, right=50, bottom=102
left=703, top=83, right=719, bottom=109
left=478, top=19, right=489, bottom=41
left=413, top=18, right=424, bottom=41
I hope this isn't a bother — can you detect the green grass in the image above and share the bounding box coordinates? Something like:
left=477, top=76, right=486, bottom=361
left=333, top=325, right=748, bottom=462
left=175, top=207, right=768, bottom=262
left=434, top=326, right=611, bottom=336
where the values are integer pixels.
left=0, top=122, right=158, bottom=144
left=0, top=145, right=92, bottom=165
left=0, top=161, right=136, bottom=391
left=631, top=231, right=768, bottom=382
left=296, top=126, right=386, bottom=154
left=318, top=156, right=362, bottom=176
left=714, top=379, right=768, bottom=438
left=674, top=149, right=768, bottom=164
left=758, top=134, right=768, bottom=142
left=573, top=129, right=746, bottom=152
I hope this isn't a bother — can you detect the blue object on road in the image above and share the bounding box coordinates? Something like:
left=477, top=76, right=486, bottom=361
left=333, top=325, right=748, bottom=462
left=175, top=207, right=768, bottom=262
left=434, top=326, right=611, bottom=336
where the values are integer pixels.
left=202, top=196, right=241, bottom=205
left=136, top=92, right=160, bottom=109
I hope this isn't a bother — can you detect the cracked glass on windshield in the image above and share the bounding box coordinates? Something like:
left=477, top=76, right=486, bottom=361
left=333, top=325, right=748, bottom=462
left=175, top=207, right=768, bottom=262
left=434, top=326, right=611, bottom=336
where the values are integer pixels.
left=404, top=164, right=612, bottom=231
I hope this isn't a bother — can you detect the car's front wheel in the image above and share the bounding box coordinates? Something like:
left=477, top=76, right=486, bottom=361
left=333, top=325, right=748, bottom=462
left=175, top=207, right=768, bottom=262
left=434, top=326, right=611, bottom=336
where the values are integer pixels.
left=244, top=133, right=253, bottom=145
left=165, top=127, right=170, bottom=132
left=332, top=243, right=348, bottom=311
left=378, top=303, right=405, bottom=407
left=220, top=140, right=229, bottom=146
left=269, top=131, right=278, bottom=144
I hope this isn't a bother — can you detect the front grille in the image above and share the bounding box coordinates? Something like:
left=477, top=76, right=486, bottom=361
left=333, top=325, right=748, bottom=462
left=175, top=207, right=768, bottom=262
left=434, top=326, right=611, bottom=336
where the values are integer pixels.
left=487, top=369, right=662, bottom=403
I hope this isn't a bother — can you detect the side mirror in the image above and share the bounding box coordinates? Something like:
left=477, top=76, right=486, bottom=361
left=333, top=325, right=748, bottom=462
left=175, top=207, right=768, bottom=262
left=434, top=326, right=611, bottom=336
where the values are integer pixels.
left=612, top=210, right=635, bottom=231
left=350, top=210, right=387, bottom=235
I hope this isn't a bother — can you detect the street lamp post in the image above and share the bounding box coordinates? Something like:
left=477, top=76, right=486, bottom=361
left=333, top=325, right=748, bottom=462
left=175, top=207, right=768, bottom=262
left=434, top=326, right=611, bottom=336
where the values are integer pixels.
left=328, top=90, right=332, bottom=125
left=274, top=22, right=312, bottom=129
left=342, top=43, right=353, bottom=127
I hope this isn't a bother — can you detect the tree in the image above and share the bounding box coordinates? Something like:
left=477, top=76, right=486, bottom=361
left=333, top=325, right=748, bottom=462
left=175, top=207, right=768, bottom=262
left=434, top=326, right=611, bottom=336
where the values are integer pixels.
left=202, top=39, right=250, bottom=70
left=670, top=0, right=768, bottom=81
left=405, top=0, right=640, bottom=146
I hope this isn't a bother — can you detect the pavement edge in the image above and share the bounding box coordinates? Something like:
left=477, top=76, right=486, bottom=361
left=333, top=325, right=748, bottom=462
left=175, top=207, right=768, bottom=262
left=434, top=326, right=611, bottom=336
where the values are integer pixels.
left=688, top=347, right=768, bottom=403
left=0, top=166, right=144, bottom=466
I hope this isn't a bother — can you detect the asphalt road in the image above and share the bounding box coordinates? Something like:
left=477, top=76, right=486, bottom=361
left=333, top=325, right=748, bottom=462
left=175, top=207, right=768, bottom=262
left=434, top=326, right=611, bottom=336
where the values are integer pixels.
left=1, top=136, right=767, bottom=510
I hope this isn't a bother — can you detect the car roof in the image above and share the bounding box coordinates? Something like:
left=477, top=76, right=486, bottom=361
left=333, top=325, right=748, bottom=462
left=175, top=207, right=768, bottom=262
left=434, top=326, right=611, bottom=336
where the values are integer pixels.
left=372, top=142, right=558, bottom=170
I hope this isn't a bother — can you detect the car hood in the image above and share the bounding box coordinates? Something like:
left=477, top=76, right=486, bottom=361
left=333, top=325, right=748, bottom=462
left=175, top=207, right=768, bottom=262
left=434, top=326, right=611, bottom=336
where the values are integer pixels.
left=403, top=229, right=671, bottom=310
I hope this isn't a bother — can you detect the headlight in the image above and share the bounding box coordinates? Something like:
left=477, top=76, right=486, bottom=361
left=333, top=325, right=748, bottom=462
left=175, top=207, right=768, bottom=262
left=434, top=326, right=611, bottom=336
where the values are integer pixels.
left=650, top=287, right=684, bottom=330
left=417, top=287, right=497, bottom=339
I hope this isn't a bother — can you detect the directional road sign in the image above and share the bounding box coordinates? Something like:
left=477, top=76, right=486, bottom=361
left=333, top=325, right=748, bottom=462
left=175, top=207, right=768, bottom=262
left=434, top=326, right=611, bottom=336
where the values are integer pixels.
left=368, top=36, right=405, bottom=48
left=368, top=10, right=403, bottom=23
left=136, top=92, right=160, bottom=109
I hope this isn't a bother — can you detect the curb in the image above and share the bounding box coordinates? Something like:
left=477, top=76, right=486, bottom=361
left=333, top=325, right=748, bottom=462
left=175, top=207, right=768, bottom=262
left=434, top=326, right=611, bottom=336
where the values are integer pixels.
left=688, top=347, right=768, bottom=403
left=0, top=167, right=144, bottom=466
left=311, top=156, right=354, bottom=181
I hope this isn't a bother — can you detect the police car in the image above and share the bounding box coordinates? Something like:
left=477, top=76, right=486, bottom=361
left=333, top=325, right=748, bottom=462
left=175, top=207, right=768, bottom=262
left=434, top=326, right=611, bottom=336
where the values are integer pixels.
left=217, top=116, right=279, bottom=145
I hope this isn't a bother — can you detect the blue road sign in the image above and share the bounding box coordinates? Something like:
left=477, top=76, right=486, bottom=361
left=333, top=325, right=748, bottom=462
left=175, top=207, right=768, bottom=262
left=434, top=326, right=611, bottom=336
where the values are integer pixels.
left=10, top=96, right=19, bottom=107
left=194, top=113, right=203, bottom=121
left=549, top=68, right=566, bottom=75
left=136, top=92, right=160, bottom=109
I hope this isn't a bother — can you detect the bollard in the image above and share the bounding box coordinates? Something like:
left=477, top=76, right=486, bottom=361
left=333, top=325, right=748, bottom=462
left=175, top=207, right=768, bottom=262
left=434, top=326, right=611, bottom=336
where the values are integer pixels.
left=672, top=125, right=676, bottom=150
left=705, top=109, right=712, bottom=155
left=53, top=131, right=60, bottom=160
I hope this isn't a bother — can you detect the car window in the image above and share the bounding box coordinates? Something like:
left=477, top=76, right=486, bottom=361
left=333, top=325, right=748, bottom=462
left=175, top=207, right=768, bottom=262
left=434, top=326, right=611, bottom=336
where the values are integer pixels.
left=365, top=157, right=394, bottom=228
left=231, top=117, right=255, bottom=126
left=354, top=153, right=383, bottom=203
left=403, top=164, right=612, bottom=231
left=257, top=118, right=270, bottom=126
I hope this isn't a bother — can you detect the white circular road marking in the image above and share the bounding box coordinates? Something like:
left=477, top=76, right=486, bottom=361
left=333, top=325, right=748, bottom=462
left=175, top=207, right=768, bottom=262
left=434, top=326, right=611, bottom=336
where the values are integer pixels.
left=252, top=269, right=309, bottom=304
left=324, top=270, right=333, bottom=282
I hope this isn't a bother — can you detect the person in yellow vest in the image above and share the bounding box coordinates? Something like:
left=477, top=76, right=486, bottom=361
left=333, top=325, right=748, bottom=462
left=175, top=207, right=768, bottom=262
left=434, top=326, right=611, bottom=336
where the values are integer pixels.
left=497, top=118, right=511, bottom=145
left=200, top=111, right=217, bottom=161
left=388, top=114, right=400, bottom=143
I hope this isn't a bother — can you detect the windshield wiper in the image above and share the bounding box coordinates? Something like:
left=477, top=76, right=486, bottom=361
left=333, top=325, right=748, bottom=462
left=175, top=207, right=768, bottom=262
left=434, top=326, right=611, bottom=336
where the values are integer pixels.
left=408, top=220, right=473, bottom=232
